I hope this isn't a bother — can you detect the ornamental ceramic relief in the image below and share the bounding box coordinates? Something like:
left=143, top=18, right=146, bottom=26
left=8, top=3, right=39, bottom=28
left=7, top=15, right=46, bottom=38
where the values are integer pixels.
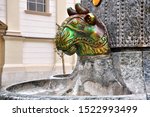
left=81, top=0, right=150, bottom=48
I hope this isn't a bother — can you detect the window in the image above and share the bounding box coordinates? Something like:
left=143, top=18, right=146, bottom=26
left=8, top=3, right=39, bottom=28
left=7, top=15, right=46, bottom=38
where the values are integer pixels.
left=25, top=0, right=51, bottom=16
left=27, top=0, right=46, bottom=12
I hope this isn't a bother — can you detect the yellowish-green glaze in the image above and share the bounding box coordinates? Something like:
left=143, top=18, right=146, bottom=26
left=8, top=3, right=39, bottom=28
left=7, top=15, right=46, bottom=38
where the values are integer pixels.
left=55, top=3, right=110, bottom=56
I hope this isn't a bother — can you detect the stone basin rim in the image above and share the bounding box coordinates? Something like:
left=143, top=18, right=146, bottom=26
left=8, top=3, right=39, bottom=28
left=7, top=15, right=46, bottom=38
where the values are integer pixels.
left=0, top=90, right=147, bottom=100
left=0, top=78, right=148, bottom=100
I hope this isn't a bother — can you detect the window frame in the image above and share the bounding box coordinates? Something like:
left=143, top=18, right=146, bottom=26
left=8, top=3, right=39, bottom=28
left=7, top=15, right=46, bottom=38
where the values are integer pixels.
left=25, top=0, right=51, bottom=16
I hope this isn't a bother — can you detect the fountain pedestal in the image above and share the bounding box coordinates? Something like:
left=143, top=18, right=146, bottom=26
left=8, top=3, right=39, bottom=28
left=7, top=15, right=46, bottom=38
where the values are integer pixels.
left=68, top=55, right=131, bottom=96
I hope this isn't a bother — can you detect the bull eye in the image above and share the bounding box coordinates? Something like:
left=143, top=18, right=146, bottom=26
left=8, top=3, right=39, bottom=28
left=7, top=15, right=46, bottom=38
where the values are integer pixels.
left=84, top=13, right=96, bottom=25
left=72, top=19, right=78, bottom=25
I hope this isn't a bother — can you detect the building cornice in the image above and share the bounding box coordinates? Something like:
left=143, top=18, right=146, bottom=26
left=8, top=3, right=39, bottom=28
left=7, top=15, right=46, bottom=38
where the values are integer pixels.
left=0, top=21, right=7, bottom=35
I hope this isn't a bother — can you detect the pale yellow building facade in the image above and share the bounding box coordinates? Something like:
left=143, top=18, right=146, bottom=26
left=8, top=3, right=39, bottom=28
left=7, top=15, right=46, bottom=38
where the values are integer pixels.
left=0, top=0, right=80, bottom=86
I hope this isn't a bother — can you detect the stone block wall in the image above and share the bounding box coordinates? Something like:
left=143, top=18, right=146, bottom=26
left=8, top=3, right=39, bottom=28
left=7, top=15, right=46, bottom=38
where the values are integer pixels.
left=111, top=49, right=150, bottom=95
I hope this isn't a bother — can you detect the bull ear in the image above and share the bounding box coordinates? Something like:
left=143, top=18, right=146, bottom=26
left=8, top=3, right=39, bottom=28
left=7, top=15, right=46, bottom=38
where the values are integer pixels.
left=67, top=7, right=77, bottom=16
left=75, top=3, right=89, bottom=14
left=84, top=13, right=96, bottom=25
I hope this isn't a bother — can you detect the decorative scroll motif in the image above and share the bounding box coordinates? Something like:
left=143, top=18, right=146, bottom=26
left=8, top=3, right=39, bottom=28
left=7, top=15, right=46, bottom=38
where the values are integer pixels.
left=81, top=0, right=150, bottom=48
left=55, top=3, right=110, bottom=56
left=122, top=0, right=141, bottom=47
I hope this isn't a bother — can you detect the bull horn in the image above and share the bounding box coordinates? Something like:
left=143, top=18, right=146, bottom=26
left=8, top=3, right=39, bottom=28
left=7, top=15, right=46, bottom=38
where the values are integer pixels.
left=75, top=3, right=89, bottom=14
left=67, top=7, right=77, bottom=16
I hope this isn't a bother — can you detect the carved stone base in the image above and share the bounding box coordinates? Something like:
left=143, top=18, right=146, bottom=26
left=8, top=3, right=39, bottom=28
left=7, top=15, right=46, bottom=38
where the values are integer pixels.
left=67, top=55, right=131, bottom=96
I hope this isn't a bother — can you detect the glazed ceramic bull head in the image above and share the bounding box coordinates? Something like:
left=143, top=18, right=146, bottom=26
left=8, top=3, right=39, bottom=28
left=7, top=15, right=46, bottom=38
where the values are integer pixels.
left=55, top=3, right=110, bottom=56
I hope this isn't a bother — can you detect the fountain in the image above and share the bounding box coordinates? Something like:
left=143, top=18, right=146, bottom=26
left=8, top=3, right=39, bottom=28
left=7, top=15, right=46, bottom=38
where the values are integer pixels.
left=0, top=1, right=150, bottom=100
